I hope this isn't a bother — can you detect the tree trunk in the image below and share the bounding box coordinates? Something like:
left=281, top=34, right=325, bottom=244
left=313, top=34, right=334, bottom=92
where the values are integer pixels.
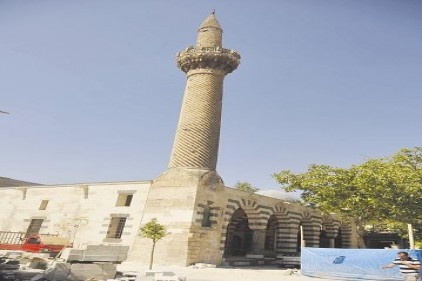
left=355, top=218, right=366, bottom=248
left=149, top=241, right=156, bottom=270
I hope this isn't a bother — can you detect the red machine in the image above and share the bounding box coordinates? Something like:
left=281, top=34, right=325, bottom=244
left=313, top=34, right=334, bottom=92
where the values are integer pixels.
left=0, top=233, right=69, bottom=255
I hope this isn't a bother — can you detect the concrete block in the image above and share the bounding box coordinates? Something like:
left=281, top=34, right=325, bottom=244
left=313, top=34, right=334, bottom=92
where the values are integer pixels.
left=44, top=262, right=71, bottom=281
left=68, top=262, right=116, bottom=281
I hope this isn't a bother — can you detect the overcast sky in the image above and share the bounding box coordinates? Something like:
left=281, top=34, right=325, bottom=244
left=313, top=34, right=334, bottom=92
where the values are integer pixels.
left=1, top=0, right=421, bottom=190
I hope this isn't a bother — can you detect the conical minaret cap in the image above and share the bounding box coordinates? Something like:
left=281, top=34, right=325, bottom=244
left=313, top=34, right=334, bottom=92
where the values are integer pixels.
left=196, top=12, right=222, bottom=48
left=198, top=12, right=222, bottom=30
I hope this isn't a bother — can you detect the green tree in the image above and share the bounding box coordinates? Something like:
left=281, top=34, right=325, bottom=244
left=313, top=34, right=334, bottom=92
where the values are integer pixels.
left=139, top=218, right=167, bottom=270
left=234, top=181, right=260, bottom=193
left=273, top=147, right=422, bottom=241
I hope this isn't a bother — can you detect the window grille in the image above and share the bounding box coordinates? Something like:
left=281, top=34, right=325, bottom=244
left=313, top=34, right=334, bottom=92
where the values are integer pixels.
left=106, top=217, right=127, bottom=238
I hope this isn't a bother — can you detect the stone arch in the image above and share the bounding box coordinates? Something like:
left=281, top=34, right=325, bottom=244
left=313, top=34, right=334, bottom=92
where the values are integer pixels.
left=223, top=208, right=252, bottom=257
left=238, top=198, right=267, bottom=230
left=271, top=204, right=301, bottom=255
left=219, top=198, right=271, bottom=257
left=300, top=212, right=323, bottom=249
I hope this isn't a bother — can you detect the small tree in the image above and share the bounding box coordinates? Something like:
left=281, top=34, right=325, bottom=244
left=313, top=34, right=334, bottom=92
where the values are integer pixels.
left=234, top=181, right=260, bottom=193
left=139, top=218, right=167, bottom=270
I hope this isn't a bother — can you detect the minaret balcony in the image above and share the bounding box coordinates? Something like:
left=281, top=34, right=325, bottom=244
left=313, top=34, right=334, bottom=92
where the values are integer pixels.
left=177, top=46, right=240, bottom=74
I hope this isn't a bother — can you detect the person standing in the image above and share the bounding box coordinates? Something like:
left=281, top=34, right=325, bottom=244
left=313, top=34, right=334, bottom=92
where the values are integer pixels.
left=381, top=251, right=421, bottom=281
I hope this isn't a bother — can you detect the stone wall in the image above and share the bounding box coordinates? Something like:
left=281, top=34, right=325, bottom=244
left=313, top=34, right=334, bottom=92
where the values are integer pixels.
left=0, top=179, right=355, bottom=267
left=0, top=181, right=151, bottom=248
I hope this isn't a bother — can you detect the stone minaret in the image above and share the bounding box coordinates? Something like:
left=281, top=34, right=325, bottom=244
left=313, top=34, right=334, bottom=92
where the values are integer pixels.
left=135, top=13, right=240, bottom=267
left=169, top=12, right=240, bottom=171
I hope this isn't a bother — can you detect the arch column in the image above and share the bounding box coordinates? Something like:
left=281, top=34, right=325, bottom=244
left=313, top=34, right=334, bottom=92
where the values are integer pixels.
left=249, top=226, right=267, bottom=254
left=322, top=221, right=341, bottom=248
left=275, top=216, right=301, bottom=255
left=243, top=205, right=266, bottom=255
left=302, top=216, right=323, bottom=248
left=340, top=224, right=353, bottom=248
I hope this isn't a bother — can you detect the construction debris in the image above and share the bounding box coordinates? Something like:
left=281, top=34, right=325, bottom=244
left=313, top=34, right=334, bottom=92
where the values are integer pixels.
left=0, top=246, right=130, bottom=281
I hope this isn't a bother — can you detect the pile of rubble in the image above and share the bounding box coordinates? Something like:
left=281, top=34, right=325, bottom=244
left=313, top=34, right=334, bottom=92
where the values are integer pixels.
left=0, top=245, right=130, bottom=281
left=0, top=251, right=48, bottom=281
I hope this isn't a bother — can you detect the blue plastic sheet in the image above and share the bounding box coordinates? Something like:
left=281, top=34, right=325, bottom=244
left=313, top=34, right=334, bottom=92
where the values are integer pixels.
left=301, top=248, right=422, bottom=280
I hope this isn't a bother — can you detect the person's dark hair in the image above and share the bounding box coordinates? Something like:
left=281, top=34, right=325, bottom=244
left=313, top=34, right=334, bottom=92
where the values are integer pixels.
left=397, top=251, right=409, bottom=256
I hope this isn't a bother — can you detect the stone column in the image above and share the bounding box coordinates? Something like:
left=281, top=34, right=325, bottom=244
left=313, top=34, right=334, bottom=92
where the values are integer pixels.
left=275, top=220, right=301, bottom=255
left=302, top=221, right=322, bottom=248
left=250, top=229, right=266, bottom=254
left=323, top=223, right=340, bottom=248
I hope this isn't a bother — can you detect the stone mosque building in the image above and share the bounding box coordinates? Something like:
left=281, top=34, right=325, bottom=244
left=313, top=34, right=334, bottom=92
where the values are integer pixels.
left=0, top=14, right=358, bottom=266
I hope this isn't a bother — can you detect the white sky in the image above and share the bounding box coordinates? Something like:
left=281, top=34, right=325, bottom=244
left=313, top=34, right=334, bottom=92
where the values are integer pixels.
left=1, top=0, right=421, bottom=190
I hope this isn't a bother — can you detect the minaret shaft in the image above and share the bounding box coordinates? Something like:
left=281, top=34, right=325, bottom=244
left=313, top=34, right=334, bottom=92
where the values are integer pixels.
left=169, top=70, right=224, bottom=170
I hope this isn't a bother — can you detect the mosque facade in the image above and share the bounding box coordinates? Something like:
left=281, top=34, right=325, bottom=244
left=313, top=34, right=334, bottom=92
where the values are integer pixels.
left=0, top=14, right=358, bottom=267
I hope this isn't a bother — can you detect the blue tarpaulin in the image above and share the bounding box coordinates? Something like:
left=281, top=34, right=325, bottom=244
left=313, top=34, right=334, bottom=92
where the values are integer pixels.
left=301, top=248, right=422, bottom=280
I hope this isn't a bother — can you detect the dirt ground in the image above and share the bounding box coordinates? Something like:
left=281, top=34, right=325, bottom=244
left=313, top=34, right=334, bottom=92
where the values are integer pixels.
left=117, top=262, right=333, bottom=281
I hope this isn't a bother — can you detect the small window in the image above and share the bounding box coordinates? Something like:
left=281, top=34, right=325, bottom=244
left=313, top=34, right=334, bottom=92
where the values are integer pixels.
left=106, top=217, right=127, bottom=239
left=26, top=219, right=44, bottom=237
left=39, top=200, right=49, bottom=210
left=116, top=194, right=133, bottom=207
left=201, top=206, right=212, bottom=227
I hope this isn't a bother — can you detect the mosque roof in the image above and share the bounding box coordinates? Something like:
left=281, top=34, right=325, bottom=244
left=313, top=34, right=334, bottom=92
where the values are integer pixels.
left=0, top=177, right=42, bottom=187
